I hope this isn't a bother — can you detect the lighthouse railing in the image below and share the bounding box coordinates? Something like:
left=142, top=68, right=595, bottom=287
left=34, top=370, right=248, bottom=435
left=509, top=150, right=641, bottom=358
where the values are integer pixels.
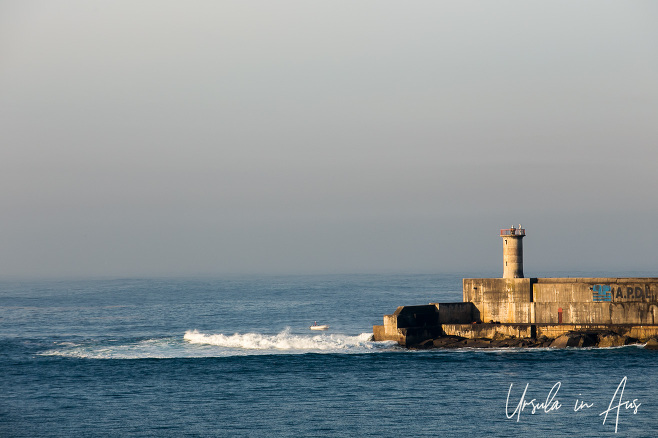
left=500, top=228, right=525, bottom=236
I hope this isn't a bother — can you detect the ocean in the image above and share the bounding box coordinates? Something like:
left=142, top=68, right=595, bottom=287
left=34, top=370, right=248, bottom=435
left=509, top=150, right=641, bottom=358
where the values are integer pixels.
left=1, top=274, right=655, bottom=437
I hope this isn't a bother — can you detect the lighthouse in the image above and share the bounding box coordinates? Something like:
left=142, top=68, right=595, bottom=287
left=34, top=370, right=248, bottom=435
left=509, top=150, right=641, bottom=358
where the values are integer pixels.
left=500, top=225, right=525, bottom=278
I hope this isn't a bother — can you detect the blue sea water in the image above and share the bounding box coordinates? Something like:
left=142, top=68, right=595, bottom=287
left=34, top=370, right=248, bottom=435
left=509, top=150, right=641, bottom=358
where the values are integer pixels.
left=1, top=274, right=656, bottom=437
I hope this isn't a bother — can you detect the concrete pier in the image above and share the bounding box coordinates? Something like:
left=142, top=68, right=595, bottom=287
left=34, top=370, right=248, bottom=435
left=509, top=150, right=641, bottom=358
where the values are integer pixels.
left=373, top=226, right=658, bottom=348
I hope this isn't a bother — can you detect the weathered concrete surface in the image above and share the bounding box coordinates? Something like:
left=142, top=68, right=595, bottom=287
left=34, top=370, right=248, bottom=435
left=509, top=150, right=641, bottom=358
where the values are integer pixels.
left=463, top=277, right=658, bottom=327
left=536, top=324, right=658, bottom=341
left=375, top=274, right=658, bottom=348
left=622, top=326, right=658, bottom=340
left=442, top=323, right=533, bottom=339
left=534, top=278, right=658, bottom=303
left=373, top=325, right=401, bottom=344
left=374, top=304, right=440, bottom=343
left=463, top=278, right=533, bottom=304
left=430, top=302, right=477, bottom=324
left=534, top=302, right=657, bottom=325
left=392, top=305, right=439, bottom=328
left=372, top=305, right=440, bottom=346
left=501, top=230, right=524, bottom=278
left=463, top=278, right=534, bottom=324
left=373, top=303, right=477, bottom=346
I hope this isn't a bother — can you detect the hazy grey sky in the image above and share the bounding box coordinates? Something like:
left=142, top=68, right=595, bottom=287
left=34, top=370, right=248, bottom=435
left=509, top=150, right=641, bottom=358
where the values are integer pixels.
left=1, top=1, right=657, bottom=277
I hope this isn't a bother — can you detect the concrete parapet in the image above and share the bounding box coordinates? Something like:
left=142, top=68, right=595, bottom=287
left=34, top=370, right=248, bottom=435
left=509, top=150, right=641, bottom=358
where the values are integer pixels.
left=430, top=302, right=477, bottom=324
left=383, top=313, right=399, bottom=336
left=392, top=305, right=439, bottom=328
left=537, top=324, right=615, bottom=339
left=463, top=278, right=533, bottom=303
left=627, top=325, right=658, bottom=340
left=533, top=278, right=658, bottom=303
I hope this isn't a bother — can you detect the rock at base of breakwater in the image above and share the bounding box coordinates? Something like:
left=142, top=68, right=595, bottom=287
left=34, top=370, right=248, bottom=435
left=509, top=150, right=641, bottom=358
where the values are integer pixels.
left=407, top=330, right=643, bottom=350
left=645, top=338, right=658, bottom=350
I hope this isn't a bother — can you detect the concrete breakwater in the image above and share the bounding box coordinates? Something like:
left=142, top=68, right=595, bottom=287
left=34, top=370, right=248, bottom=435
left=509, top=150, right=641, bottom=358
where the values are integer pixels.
left=373, top=227, right=658, bottom=349
left=372, top=302, right=658, bottom=349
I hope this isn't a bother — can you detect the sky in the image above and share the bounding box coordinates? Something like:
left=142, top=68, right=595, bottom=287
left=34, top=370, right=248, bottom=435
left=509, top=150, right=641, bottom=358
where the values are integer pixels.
left=1, top=1, right=657, bottom=278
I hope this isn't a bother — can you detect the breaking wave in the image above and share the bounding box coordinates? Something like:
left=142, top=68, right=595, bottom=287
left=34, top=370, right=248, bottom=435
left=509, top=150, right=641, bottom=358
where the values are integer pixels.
left=39, top=329, right=394, bottom=359
left=184, top=328, right=379, bottom=353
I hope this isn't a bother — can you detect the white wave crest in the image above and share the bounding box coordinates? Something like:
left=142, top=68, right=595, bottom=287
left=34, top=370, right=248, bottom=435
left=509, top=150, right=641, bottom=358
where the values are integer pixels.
left=184, top=328, right=376, bottom=352
left=39, top=330, right=391, bottom=359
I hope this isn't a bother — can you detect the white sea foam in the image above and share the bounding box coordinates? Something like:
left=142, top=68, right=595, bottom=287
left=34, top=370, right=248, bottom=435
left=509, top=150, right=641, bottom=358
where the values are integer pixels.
left=40, top=338, right=191, bottom=359
left=39, top=332, right=646, bottom=359
left=39, top=329, right=392, bottom=359
left=184, top=328, right=378, bottom=353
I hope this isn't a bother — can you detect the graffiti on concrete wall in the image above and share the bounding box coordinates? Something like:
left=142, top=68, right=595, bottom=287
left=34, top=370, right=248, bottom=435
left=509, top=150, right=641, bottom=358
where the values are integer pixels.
left=593, top=285, right=656, bottom=302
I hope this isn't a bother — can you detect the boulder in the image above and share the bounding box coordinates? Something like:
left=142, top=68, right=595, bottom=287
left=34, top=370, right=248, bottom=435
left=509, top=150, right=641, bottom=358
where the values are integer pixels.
left=464, top=339, right=491, bottom=348
left=550, top=332, right=597, bottom=348
left=597, top=332, right=629, bottom=348
left=492, top=332, right=513, bottom=341
left=550, top=334, right=576, bottom=348
left=432, top=336, right=466, bottom=348
left=644, top=338, right=658, bottom=350
left=550, top=331, right=629, bottom=348
left=504, top=338, right=534, bottom=348
left=579, top=332, right=600, bottom=347
left=415, top=339, right=435, bottom=349
left=536, top=336, right=553, bottom=348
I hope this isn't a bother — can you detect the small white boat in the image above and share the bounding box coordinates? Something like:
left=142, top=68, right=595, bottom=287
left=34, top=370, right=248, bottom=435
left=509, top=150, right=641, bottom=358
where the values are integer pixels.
left=310, top=322, right=329, bottom=331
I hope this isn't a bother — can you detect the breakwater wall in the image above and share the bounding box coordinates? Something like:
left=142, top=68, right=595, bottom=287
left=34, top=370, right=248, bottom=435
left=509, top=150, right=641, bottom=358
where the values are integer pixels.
left=465, top=277, right=658, bottom=325
left=373, top=277, right=658, bottom=347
